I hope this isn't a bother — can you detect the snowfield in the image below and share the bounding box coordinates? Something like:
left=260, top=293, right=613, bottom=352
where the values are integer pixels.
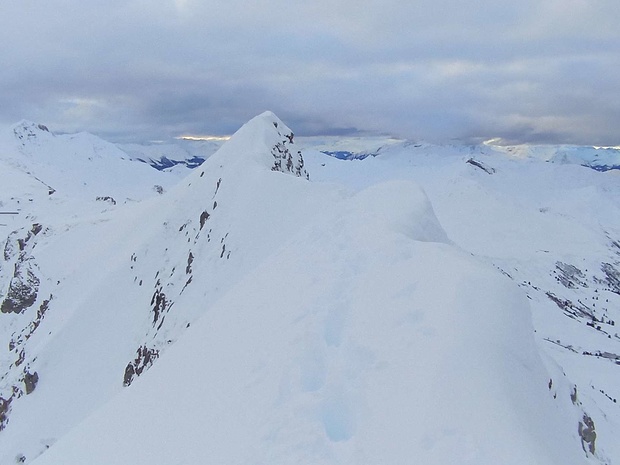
left=0, top=112, right=618, bottom=464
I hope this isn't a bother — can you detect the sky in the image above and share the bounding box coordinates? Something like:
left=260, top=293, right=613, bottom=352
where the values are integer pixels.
left=1, top=0, right=619, bottom=145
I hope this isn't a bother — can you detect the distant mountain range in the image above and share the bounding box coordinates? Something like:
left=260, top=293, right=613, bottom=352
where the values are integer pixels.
left=319, top=139, right=620, bottom=172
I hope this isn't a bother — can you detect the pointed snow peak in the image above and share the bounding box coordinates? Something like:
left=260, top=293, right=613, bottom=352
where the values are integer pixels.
left=12, top=119, right=52, bottom=132
left=253, top=110, right=286, bottom=128
left=211, top=111, right=309, bottom=179
left=227, top=111, right=291, bottom=146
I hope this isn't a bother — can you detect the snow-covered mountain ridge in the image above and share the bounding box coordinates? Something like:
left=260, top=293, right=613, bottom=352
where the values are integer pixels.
left=0, top=112, right=322, bottom=463
left=314, top=136, right=620, bottom=172
left=118, top=140, right=220, bottom=171
left=0, top=112, right=619, bottom=464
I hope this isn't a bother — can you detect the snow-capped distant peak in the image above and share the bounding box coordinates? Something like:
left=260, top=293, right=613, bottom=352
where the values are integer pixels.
left=11, top=121, right=54, bottom=147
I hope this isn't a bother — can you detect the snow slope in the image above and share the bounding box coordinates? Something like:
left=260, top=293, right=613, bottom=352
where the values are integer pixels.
left=32, top=180, right=585, bottom=465
left=0, top=121, right=180, bottom=200
left=0, top=120, right=185, bottom=243
left=0, top=121, right=188, bottom=462
left=1, top=112, right=617, bottom=464
left=305, top=140, right=620, bottom=463
left=0, top=112, right=331, bottom=463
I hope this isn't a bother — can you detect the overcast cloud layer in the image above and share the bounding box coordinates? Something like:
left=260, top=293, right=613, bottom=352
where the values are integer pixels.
left=1, top=0, right=619, bottom=144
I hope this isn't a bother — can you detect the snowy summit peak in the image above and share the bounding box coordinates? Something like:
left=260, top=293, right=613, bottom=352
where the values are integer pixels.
left=211, top=111, right=309, bottom=179
left=10, top=120, right=54, bottom=147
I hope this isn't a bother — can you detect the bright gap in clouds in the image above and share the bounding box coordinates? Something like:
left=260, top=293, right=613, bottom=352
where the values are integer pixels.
left=175, top=135, right=232, bottom=141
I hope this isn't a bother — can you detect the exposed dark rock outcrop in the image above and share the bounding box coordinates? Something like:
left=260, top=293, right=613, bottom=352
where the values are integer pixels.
left=466, top=158, right=495, bottom=174
left=199, top=211, right=210, bottom=230
left=599, top=262, right=620, bottom=294
left=4, top=223, right=44, bottom=261
left=23, top=371, right=39, bottom=395
left=186, top=252, right=194, bottom=274
left=150, top=281, right=173, bottom=330
left=555, top=262, right=588, bottom=289
left=2, top=223, right=47, bottom=315
left=0, top=396, right=12, bottom=431
left=17, top=224, right=43, bottom=251
left=270, top=137, right=309, bottom=179
left=8, top=297, right=51, bottom=350
left=95, top=196, right=117, bottom=205
left=578, top=413, right=597, bottom=455
left=1, top=262, right=40, bottom=314
left=545, top=291, right=595, bottom=321
left=123, top=346, right=160, bottom=387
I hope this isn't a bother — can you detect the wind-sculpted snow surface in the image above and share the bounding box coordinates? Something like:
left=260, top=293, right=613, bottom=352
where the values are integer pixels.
left=31, top=177, right=584, bottom=465
left=304, top=140, right=620, bottom=463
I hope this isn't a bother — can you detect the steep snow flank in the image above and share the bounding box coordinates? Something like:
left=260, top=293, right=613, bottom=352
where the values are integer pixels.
left=0, top=112, right=327, bottom=463
left=31, top=180, right=583, bottom=465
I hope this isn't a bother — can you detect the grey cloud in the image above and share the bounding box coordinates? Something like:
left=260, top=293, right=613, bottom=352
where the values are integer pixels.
left=1, top=0, right=619, bottom=145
